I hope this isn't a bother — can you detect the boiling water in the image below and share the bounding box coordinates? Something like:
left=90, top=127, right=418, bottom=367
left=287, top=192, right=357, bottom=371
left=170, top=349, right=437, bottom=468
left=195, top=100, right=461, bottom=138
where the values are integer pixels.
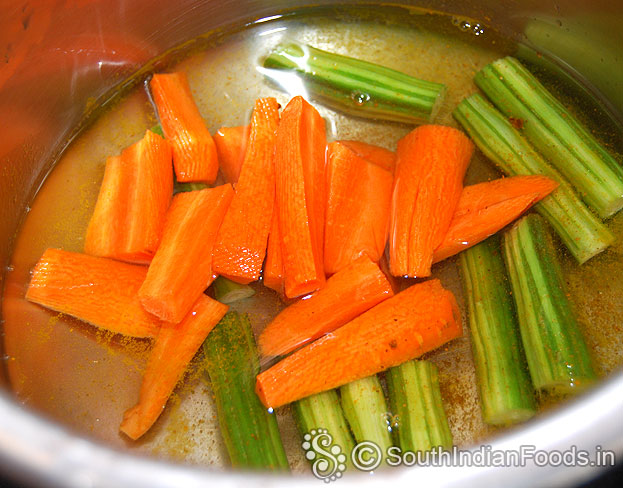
left=2, top=6, right=622, bottom=472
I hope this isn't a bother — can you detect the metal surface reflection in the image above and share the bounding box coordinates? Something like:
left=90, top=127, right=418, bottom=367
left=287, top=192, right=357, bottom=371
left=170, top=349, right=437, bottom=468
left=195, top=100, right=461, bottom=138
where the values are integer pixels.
left=0, top=1, right=622, bottom=486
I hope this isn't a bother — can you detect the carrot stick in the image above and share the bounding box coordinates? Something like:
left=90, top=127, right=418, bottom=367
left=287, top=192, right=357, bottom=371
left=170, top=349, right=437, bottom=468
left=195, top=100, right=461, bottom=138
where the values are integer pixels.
left=26, top=248, right=159, bottom=338
left=212, top=98, right=280, bottom=284
left=433, top=175, right=558, bottom=263
left=85, top=130, right=172, bottom=264
left=452, top=175, right=558, bottom=219
left=434, top=194, right=539, bottom=263
left=150, top=72, right=219, bottom=183
left=274, top=96, right=327, bottom=297
left=214, top=125, right=250, bottom=184
left=389, top=125, right=473, bottom=278
left=259, top=255, right=394, bottom=357
left=256, top=279, right=461, bottom=408
left=324, top=141, right=395, bottom=275
left=139, top=185, right=234, bottom=323
left=263, top=205, right=284, bottom=294
left=120, top=295, right=228, bottom=440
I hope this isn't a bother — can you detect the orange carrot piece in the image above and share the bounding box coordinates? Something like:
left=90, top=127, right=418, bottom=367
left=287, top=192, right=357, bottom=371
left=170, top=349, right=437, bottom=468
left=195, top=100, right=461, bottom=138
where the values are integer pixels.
left=84, top=130, right=172, bottom=264
left=434, top=194, right=540, bottom=264
left=433, top=175, right=558, bottom=262
left=452, top=174, right=558, bottom=219
left=25, top=249, right=160, bottom=338
left=389, top=125, right=473, bottom=278
left=324, top=141, right=395, bottom=275
left=150, top=72, right=218, bottom=183
left=212, top=98, right=280, bottom=284
left=213, top=125, right=250, bottom=184
left=259, top=255, right=394, bottom=357
left=274, top=96, right=327, bottom=298
left=256, top=279, right=461, bottom=408
left=263, top=205, right=284, bottom=294
left=139, top=185, right=234, bottom=323
left=120, top=295, right=228, bottom=440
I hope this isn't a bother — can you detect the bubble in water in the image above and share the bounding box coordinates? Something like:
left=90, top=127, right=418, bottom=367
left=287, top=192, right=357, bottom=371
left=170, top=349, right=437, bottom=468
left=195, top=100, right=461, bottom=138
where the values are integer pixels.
left=472, top=23, right=485, bottom=36
left=452, top=16, right=485, bottom=36
left=351, top=91, right=371, bottom=106
left=384, top=412, right=400, bottom=432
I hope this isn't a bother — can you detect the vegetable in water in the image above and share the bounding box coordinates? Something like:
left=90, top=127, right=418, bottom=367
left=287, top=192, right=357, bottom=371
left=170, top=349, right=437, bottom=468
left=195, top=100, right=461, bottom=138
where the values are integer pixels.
left=150, top=72, right=219, bottom=183
left=503, top=214, right=597, bottom=394
left=262, top=41, right=446, bottom=124
left=23, top=38, right=615, bottom=465
left=256, top=279, right=462, bottom=409
left=389, top=125, right=473, bottom=278
left=387, top=360, right=453, bottom=454
left=460, top=236, right=536, bottom=425
left=475, top=56, right=623, bottom=219
left=120, top=295, right=228, bottom=440
left=139, top=185, right=234, bottom=323
left=203, top=312, right=289, bottom=470
left=259, top=255, right=394, bottom=358
left=150, top=124, right=164, bottom=136
left=173, top=181, right=209, bottom=194
left=84, top=129, right=173, bottom=264
left=213, top=97, right=280, bottom=284
left=293, top=390, right=355, bottom=468
left=324, top=140, right=395, bottom=275
left=340, top=375, right=393, bottom=461
left=26, top=249, right=160, bottom=339
left=273, top=96, right=327, bottom=297
left=212, top=276, right=256, bottom=304
left=433, top=175, right=558, bottom=263
left=453, top=93, right=614, bottom=264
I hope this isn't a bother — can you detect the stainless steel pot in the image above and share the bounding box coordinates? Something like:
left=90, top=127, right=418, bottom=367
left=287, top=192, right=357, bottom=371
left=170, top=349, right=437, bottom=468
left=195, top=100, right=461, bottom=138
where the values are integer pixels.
left=1, top=1, right=622, bottom=486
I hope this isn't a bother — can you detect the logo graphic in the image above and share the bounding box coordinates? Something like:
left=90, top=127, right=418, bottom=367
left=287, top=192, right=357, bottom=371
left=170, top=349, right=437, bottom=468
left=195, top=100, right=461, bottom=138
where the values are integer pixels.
left=351, top=441, right=383, bottom=472
left=301, top=429, right=348, bottom=483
